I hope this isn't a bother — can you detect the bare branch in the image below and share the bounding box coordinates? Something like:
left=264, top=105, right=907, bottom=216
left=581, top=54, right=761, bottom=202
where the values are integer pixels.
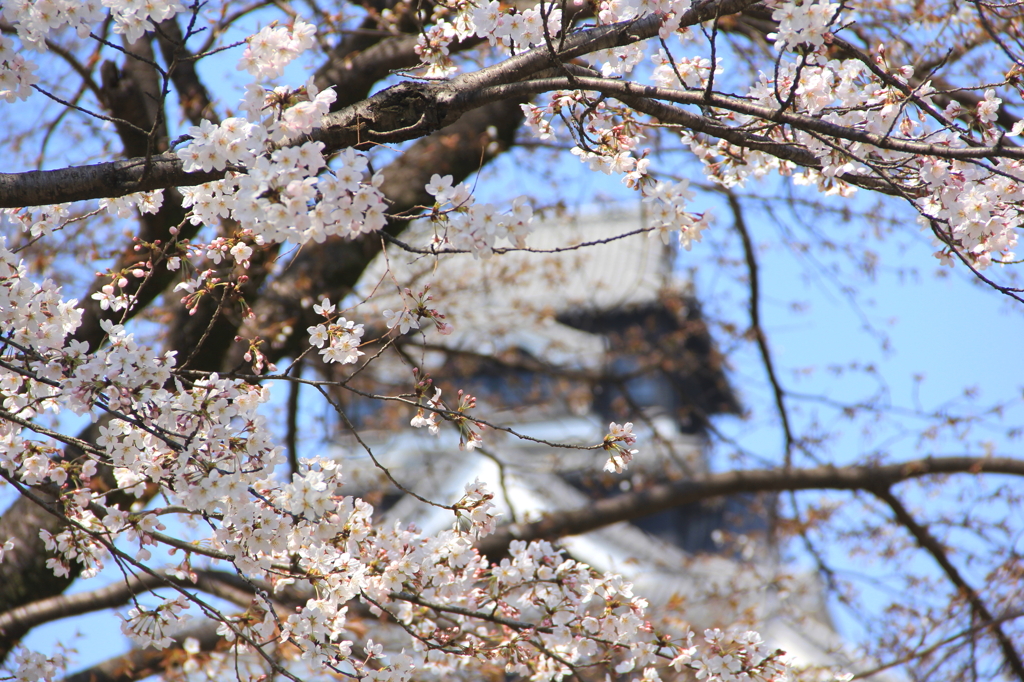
left=874, top=487, right=1024, bottom=682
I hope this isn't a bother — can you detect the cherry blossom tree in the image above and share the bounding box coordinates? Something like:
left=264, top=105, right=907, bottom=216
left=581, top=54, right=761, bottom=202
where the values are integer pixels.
left=1, top=0, right=1024, bottom=681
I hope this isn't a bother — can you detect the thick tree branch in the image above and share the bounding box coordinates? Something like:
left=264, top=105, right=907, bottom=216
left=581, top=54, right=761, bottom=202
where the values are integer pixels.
left=477, top=75, right=1024, bottom=163
left=476, top=455, right=1024, bottom=554
left=315, top=35, right=422, bottom=108
left=97, top=34, right=167, bottom=159
left=0, top=0, right=753, bottom=208
left=0, top=154, right=220, bottom=208
left=18, top=57, right=1012, bottom=209
left=0, top=570, right=258, bottom=639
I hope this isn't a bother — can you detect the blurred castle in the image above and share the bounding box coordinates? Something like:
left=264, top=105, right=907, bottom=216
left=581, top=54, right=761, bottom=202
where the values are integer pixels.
left=327, top=209, right=888, bottom=679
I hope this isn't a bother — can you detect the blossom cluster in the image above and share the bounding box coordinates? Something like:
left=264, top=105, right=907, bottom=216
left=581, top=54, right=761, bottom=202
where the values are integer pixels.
left=174, top=74, right=388, bottom=245
left=120, top=598, right=191, bottom=650
left=914, top=111, right=1023, bottom=268
left=99, top=190, right=165, bottom=219
left=408, top=380, right=484, bottom=450
left=179, top=141, right=386, bottom=245
left=768, top=0, right=841, bottom=53
left=651, top=50, right=721, bottom=90
left=425, top=174, right=534, bottom=256
left=5, top=648, right=66, bottom=682
left=0, top=238, right=82, bottom=354
left=3, top=0, right=182, bottom=46
left=0, top=35, right=39, bottom=102
left=603, top=421, right=639, bottom=473
left=414, top=0, right=564, bottom=76
left=525, top=92, right=651, bottom=187
left=1, top=0, right=1015, bottom=276
left=109, top=0, right=186, bottom=43
left=61, top=319, right=177, bottom=415
left=308, top=298, right=366, bottom=365
left=238, top=20, right=316, bottom=79
left=473, top=1, right=563, bottom=52
left=511, top=0, right=1021, bottom=271
left=741, top=59, right=1022, bottom=267
left=1, top=204, right=71, bottom=239
left=593, top=0, right=692, bottom=45
left=644, top=179, right=711, bottom=251
left=523, top=93, right=717, bottom=250
left=411, top=385, right=445, bottom=435
left=176, top=117, right=264, bottom=173
left=415, top=22, right=462, bottom=78
left=383, top=286, right=453, bottom=336
left=238, top=76, right=340, bottom=144
left=0, top=238, right=277, bottom=557
left=38, top=512, right=108, bottom=578
left=2, top=0, right=101, bottom=48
